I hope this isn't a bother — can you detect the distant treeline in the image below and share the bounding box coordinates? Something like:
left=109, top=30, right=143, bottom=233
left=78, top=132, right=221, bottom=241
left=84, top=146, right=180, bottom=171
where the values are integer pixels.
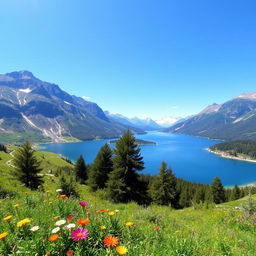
left=210, top=139, right=256, bottom=159
left=0, top=144, right=7, bottom=153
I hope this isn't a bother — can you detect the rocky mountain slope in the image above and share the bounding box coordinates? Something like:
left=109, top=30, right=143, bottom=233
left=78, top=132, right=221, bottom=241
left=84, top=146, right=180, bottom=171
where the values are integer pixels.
left=166, top=93, right=256, bottom=140
left=0, top=71, right=142, bottom=142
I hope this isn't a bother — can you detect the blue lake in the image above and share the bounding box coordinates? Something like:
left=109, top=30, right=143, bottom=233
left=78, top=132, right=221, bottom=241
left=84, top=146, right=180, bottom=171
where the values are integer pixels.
left=40, top=131, right=256, bottom=186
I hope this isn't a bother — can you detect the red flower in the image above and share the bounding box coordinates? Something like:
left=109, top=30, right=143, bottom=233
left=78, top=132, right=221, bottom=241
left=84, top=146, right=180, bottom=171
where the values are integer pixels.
left=77, top=218, right=90, bottom=226
left=66, top=250, right=74, bottom=256
left=66, top=216, right=73, bottom=221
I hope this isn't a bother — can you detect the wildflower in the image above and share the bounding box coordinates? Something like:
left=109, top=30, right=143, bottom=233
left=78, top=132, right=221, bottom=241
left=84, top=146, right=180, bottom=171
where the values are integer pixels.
left=55, top=219, right=66, bottom=226
left=52, top=216, right=59, bottom=221
left=45, top=190, right=51, bottom=193
left=52, top=227, right=61, bottom=233
left=17, top=218, right=31, bottom=227
left=100, top=225, right=106, bottom=230
left=48, top=234, right=59, bottom=242
left=125, top=222, right=134, bottom=227
left=154, top=226, right=160, bottom=230
left=66, top=250, right=74, bottom=256
left=77, top=218, right=90, bottom=226
left=66, top=216, right=73, bottom=221
left=30, top=226, right=40, bottom=232
left=116, top=246, right=128, bottom=255
left=56, top=189, right=63, bottom=193
left=60, top=194, right=67, bottom=199
left=104, top=236, right=119, bottom=247
left=65, top=223, right=76, bottom=230
left=71, top=228, right=89, bottom=241
left=13, top=203, right=20, bottom=208
left=99, top=209, right=107, bottom=213
left=79, top=201, right=88, bottom=207
left=3, top=215, right=12, bottom=222
left=108, top=211, right=115, bottom=216
left=0, top=232, right=8, bottom=240
left=115, top=209, right=120, bottom=213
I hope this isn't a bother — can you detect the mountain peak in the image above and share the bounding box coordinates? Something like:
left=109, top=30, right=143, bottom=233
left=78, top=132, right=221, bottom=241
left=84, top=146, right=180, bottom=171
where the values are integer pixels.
left=6, top=70, right=35, bottom=80
left=236, top=92, right=256, bottom=101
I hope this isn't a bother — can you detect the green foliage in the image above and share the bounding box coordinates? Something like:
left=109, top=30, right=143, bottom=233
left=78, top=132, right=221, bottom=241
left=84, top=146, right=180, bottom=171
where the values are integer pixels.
left=210, top=139, right=256, bottom=159
left=74, top=155, right=87, bottom=184
left=13, top=141, right=43, bottom=190
left=149, top=161, right=177, bottom=207
left=88, top=143, right=113, bottom=191
left=211, top=177, right=226, bottom=204
left=241, top=187, right=256, bottom=214
left=107, top=130, right=144, bottom=203
left=230, top=185, right=241, bottom=201
left=58, top=167, right=79, bottom=197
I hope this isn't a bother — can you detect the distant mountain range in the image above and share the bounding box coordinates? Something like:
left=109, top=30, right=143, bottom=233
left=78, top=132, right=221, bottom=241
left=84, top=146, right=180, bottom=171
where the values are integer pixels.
left=0, top=71, right=143, bottom=142
left=105, top=112, right=162, bottom=131
left=166, top=92, right=256, bottom=140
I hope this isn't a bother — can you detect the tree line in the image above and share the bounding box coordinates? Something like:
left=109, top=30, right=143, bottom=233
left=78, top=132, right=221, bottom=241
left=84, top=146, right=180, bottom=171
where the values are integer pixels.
left=210, top=139, right=256, bottom=159
left=13, top=131, right=256, bottom=208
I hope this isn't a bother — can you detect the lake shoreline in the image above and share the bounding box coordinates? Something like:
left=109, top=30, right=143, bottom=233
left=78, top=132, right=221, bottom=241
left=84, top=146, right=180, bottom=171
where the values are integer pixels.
left=206, top=148, right=256, bottom=164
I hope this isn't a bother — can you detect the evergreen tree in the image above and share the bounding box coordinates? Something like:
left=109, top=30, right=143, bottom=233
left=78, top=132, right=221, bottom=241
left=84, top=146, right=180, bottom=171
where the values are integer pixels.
left=13, top=141, right=43, bottom=190
left=74, top=155, right=87, bottom=183
left=230, top=185, right=241, bottom=201
left=107, top=130, right=144, bottom=203
left=58, top=167, right=78, bottom=197
left=211, top=177, right=226, bottom=204
left=88, top=143, right=113, bottom=191
left=149, top=162, right=177, bottom=207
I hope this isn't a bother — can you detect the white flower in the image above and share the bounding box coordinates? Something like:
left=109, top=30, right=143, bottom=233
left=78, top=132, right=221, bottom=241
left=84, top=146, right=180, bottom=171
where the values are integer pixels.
left=55, top=219, right=66, bottom=226
left=30, top=226, right=40, bottom=232
left=64, top=223, right=76, bottom=230
left=56, top=189, right=63, bottom=193
left=115, top=209, right=120, bottom=213
left=52, top=227, right=60, bottom=233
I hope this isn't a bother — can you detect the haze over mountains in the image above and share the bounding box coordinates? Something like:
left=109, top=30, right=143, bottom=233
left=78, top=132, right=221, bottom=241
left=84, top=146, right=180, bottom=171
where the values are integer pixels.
left=0, top=71, right=144, bottom=142
left=166, top=92, right=256, bottom=140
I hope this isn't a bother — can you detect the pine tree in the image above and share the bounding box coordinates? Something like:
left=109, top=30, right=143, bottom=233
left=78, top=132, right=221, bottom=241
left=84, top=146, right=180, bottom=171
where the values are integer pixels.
left=13, top=141, right=43, bottom=190
left=230, top=185, right=241, bottom=201
left=88, top=143, right=113, bottom=191
left=211, top=177, right=226, bottom=204
left=149, top=161, right=177, bottom=207
left=74, top=155, right=87, bottom=184
left=107, top=130, right=144, bottom=203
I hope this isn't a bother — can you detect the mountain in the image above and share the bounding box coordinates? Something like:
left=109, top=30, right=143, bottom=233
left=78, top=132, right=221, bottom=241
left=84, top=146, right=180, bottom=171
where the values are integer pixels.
left=105, top=112, right=162, bottom=130
left=166, top=93, right=256, bottom=140
left=155, top=116, right=182, bottom=127
left=0, top=71, right=143, bottom=142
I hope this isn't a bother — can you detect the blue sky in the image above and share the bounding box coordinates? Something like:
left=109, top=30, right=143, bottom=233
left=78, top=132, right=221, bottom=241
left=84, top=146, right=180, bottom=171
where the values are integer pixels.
left=0, top=0, right=256, bottom=119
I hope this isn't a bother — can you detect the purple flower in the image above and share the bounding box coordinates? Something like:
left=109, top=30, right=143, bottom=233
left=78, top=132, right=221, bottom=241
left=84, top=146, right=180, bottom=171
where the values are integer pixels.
left=71, top=228, right=89, bottom=241
left=79, top=201, right=88, bottom=207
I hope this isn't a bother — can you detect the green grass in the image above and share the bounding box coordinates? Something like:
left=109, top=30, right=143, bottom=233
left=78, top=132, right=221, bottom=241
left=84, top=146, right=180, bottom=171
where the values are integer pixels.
left=0, top=149, right=255, bottom=255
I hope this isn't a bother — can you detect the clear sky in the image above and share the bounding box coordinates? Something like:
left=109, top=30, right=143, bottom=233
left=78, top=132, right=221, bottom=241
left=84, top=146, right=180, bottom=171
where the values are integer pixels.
left=0, top=0, right=256, bottom=119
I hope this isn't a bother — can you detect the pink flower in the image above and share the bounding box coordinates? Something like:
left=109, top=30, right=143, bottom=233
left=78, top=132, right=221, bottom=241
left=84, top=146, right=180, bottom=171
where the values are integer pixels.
left=79, top=201, right=88, bottom=207
left=71, top=228, right=89, bottom=241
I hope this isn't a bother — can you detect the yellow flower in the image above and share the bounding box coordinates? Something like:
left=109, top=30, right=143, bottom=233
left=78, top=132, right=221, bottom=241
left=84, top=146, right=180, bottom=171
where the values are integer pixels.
left=108, top=211, right=115, bottom=216
left=17, top=218, right=31, bottom=227
left=0, top=232, right=8, bottom=240
left=13, top=203, right=20, bottom=208
left=3, top=215, right=13, bottom=222
left=116, top=246, right=128, bottom=255
left=125, top=222, right=134, bottom=227
left=100, top=225, right=106, bottom=230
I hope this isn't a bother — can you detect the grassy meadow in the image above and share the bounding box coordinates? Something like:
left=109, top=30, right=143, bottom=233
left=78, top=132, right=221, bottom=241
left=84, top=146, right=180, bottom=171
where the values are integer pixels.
left=0, top=148, right=255, bottom=255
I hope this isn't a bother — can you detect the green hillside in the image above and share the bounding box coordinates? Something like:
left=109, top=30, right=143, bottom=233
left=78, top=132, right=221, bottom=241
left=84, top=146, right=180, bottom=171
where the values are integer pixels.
left=0, top=148, right=256, bottom=255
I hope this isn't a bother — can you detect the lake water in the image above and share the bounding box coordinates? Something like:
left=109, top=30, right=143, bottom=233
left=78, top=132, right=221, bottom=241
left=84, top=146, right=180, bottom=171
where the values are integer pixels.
left=40, top=131, right=256, bottom=186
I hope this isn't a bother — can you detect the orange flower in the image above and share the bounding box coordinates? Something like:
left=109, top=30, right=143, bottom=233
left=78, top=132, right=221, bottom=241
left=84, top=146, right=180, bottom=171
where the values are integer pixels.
left=100, top=225, right=106, bottom=230
left=66, top=250, right=74, bottom=256
left=0, top=232, right=8, bottom=240
left=52, top=216, right=59, bottom=221
left=59, top=194, right=67, bottom=199
left=99, top=209, right=107, bottom=213
left=66, top=216, right=73, bottom=221
left=103, top=236, right=119, bottom=247
left=77, top=219, right=90, bottom=226
left=48, top=234, right=59, bottom=242
left=154, top=226, right=160, bottom=230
